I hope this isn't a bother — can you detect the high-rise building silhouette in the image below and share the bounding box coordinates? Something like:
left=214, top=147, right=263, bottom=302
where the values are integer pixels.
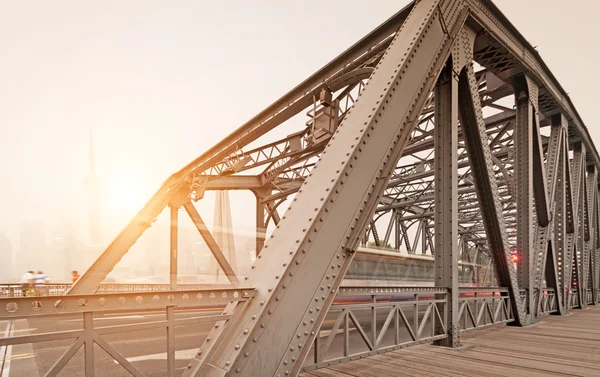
left=17, top=221, right=48, bottom=277
left=51, top=224, right=84, bottom=281
left=84, top=130, right=102, bottom=246
left=0, top=231, right=13, bottom=280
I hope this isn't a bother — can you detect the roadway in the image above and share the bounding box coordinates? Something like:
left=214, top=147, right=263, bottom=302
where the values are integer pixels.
left=0, top=305, right=429, bottom=377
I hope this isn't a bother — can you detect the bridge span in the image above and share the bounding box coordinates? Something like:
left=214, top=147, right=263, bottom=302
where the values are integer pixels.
left=2, top=0, right=600, bottom=376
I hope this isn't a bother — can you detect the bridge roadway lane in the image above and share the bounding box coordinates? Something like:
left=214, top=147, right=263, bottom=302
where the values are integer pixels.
left=2, top=306, right=423, bottom=376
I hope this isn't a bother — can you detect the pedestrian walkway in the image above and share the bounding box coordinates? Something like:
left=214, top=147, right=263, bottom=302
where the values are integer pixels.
left=301, top=306, right=600, bottom=377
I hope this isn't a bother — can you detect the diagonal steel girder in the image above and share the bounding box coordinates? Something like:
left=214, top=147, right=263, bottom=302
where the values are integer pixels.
left=458, top=62, right=529, bottom=325
left=182, top=1, right=469, bottom=376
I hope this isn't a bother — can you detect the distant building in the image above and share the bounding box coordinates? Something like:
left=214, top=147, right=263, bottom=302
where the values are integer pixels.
left=0, top=232, right=14, bottom=281
left=17, top=220, right=49, bottom=277
left=84, top=130, right=102, bottom=246
left=51, top=224, right=85, bottom=281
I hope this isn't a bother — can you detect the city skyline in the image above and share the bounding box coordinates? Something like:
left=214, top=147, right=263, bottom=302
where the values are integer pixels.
left=1, top=0, right=599, bottom=281
left=0, top=133, right=253, bottom=282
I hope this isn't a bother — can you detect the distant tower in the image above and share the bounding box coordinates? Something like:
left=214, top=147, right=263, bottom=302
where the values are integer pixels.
left=212, top=191, right=237, bottom=281
left=84, top=130, right=102, bottom=246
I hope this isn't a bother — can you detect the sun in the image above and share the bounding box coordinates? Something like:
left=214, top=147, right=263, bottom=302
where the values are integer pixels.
left=105, top=176, right=144, bottom=213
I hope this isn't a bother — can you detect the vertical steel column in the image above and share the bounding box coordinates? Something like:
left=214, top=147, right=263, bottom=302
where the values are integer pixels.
left=383, top=212, right=394, bottom=247
left=586, top=165, right=597, bottom=303
left=474, top=247, right=480, bottom=285
left=514, top=79, right=535, bottom=316
left=582, top=165, right=591, bottom=302
left=421, top=219, right=427, bottom=254
left=562, top=131, right=576, bottom=310
left=596, top=182, right=600, bottom=303
left=170, top=205, right=178, bottom=290
left=572, top=142, right=586, bottom=308
left=167, top=305, right=175, bottom=377
left=394, top=211, right=401, bottom=250
left=83, top=311, right=95, bottom=377
left=255, top=194, right=266, bottom=256
left=547, top=115, right=566, bottom=314
left=433, top=59, right=459, bottom=347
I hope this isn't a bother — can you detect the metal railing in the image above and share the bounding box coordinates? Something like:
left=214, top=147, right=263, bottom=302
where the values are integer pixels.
left=0, top=287, right=254, bottom=377
left=0, top=283, right=223, bottom=298
left=457, top=287, right=514, bottom=331
left=535, top=288, right=559, bottom=315
left=1, top=284, right=592, bottom=376
left=568, top=289, right=579, bottom=309
left=303, top=286, right=519, bottom=371
left=303, top=286, right=448, bottom=371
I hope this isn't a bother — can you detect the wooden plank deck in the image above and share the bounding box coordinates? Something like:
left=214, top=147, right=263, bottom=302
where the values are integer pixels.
left=301, top=305, right=600, bottom=377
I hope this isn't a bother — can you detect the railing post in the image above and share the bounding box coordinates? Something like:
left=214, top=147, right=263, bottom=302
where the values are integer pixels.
left=167, top=305, right=175, bottom=377
left=83, top=311, right=95, bottom=377
left=343, top=310, right=349, bottom=357
left=371, top=295, right=376, bottom=346
left=414, top=293, right=419, bottom=338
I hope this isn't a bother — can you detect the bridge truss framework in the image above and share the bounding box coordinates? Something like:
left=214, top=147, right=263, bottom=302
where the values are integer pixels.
left=6, top=0, right=599, bottom=376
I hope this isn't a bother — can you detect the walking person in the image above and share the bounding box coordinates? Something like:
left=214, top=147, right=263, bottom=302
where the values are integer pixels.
left=20, top=270, right=34, bottom=296
left=71, top=270, right=80, bottom=284
left=34, top=270, right=48, bottom=296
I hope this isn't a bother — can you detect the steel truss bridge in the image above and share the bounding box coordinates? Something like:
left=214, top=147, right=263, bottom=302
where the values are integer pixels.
left=2, top=0, right=600, bottom=376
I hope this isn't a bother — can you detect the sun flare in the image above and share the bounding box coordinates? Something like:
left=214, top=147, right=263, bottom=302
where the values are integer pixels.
left=105, top=176, right=144, bottom=212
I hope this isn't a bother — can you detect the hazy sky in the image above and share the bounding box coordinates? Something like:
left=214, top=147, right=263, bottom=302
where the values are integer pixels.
left=0, top=0, right=599, bottom=253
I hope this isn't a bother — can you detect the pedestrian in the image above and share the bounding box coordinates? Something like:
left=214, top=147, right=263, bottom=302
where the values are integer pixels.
left=20, top=270, right=34, bottom=296
left=71, top=270, right=80, bottom=283
left=34, top=270, right=48, bottom=296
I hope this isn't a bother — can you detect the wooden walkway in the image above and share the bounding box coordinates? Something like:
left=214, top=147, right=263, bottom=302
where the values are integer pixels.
left=301, top=306, right=600, bottom=377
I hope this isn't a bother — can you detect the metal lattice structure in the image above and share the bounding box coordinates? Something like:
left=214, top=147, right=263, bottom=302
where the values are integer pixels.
left=4, top=0, right=598, bottom=376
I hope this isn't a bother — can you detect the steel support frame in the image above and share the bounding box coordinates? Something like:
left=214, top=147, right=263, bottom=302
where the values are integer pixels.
left=586, top=165, right=598, bottom=303
left=571, top=142, right=586, bottom=308
left=538, top=115, right=565, bottom=315
left=433, top=55, right=460, bottom=347
left=255, top=194, right=266, bottom=256
left=169, top=205, right=178, bottom=290
left=183, top=1, right=468, bottom=375
left=458, top=63, right=528, bottom=324
left=183, top=201, right=239, bottom=284
left=513, top=76, right=536, bottom=317
left=552, top=116, right=568, bottom=310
